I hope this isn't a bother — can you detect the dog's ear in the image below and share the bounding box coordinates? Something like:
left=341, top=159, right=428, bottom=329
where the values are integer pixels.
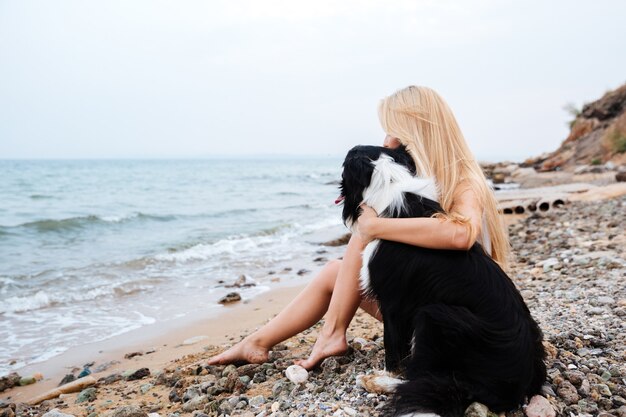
left=341, top=147, right=376, bottom=228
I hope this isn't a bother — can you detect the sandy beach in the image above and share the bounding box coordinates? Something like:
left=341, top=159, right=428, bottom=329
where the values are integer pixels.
left=1, top=173, right=625, bottom=417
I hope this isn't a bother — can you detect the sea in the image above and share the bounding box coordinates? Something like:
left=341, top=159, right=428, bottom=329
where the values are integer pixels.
left=0, top=158, right=347, bottom=376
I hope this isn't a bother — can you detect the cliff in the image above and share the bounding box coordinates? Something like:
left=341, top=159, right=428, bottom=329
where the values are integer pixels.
left=525, top=83, right=626, bottom=171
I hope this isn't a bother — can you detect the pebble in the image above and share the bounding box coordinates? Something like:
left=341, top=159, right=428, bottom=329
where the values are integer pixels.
left=42, top=410, right=76, bottom=417
left=18, top=376, right=36, bottom=386
left=284, top=365, right=308, bottom=384
left=75, top=387, right=97, bottom=403
left=126, top=367, right=150, bottom=380
left=249, top=395, right=265, bottom=408
left=464, top=402, right=489, bottom=417
left=525, top=395, right=555, bottom=417
left=218, top=292, right=242, bottom=304
left=107, top=406, right=148, bottom=417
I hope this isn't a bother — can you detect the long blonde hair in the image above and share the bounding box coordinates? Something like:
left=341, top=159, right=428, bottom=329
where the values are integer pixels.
left=378, top=85, right=510, bottom=269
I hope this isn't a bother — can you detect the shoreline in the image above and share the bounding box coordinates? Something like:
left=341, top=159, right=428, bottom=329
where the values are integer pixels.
left=3, top=280, right=314, bottom=404
left=1, top=182, right=625, bottom=416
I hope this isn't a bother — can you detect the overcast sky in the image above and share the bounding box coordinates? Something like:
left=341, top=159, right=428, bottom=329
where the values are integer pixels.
left=1, top=1, right=625, bottom=161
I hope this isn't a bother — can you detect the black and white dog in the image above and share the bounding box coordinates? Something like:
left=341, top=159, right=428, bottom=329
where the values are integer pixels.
left=338, top=145, right=546, bottom=417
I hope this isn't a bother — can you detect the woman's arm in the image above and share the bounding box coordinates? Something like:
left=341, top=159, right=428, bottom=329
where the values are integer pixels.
left=357, top=184, right=483, bottom=250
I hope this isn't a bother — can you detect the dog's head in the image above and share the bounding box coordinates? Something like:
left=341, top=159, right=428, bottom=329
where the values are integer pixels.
left=338, top=145, right=429, bottom=228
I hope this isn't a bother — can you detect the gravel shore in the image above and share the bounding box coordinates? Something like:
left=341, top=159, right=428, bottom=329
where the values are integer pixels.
left=2, top=195, right=625, bottom=417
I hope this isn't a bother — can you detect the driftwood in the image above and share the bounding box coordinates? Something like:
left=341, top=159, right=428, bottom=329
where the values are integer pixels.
left=27, top=375, right=97, bottom=405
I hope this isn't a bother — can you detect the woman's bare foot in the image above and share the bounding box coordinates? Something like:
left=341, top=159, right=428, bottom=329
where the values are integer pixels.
left=296, top=327, right=348, bottom=370
left=207, top=336, right=269, bottom=365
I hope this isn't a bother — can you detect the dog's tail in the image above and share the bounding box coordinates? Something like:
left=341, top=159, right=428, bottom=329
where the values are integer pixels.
left=386, top=373, right=472, bottom=417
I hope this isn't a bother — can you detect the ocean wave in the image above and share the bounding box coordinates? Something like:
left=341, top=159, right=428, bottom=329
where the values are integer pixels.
left=1, top=212, right=177, bottom=233
left=0, top=278, right=165, bottom=314
left=155, top=216, right=340, bottom=263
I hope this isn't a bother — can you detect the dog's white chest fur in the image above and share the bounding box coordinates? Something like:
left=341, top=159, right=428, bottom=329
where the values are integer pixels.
left=358, top=154, right=438, bottom=294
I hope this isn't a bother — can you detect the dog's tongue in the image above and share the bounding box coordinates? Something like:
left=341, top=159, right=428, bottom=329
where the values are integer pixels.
left=334, top=195, right=345, bottom=205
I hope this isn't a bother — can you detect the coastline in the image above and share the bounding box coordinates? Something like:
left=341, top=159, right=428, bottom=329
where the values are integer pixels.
left=1, top=182, right=625, bottom=417
left=3, top=280, right=314, bottom=404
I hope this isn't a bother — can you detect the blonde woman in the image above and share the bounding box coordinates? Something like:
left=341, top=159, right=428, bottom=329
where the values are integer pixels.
left=208, top=85, right=510, bottom=369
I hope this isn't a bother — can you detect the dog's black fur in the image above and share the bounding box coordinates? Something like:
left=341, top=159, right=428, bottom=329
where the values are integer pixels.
left=339, top=145, right=546, bottom=417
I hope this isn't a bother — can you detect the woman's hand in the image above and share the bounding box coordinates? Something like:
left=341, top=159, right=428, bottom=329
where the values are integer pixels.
left=356, top=204, right=378, bottom=245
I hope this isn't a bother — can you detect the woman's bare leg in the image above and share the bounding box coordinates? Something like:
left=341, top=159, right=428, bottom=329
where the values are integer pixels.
left=297, top=234, right=367, bottom=369
left=208, top=235, right=375, bottom=366
left=207, top=259, right=341, bottom=365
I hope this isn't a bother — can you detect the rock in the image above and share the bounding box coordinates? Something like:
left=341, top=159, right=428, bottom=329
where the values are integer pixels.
left=593, top=383, right=612, bottom=396
left=321, top=233, right=351, bottom=247
left=124, top=351, right=143, bottom=359
left=106, top=406, right=148, bottom=417
left=18, top=376, right=36, bottom=386
left=126, top=368, right=150, bottom=381
left=296, top=269, right=310, bottom=276
left=284, top=365, right=308, bottom=384
left=222, top=364, right=237, bottom=377
left=77, top=366, right=92, bottom=378
left=0, top=373, right=21, bottom=392
left=42, top=409, right=76, bottom=417
left=183, top=386, right=202, bottom=402
left=140, top=383, right=153, bottom=394
left=616, top=172, right=626, bottom=182
left=182, top=395, right=207, bottom=412
left=99, top=373, right=122, bottom=385
left=587, top=307, right=606, bottom=315
left=249, top=395, right=265, bottom=408
left=59, top=374, right=76, bottom=386
left=76, top=387, right=97, bottom=403
left=229, top=274, right=255, bottom=288
left=218, top=292, right=242, bottom=304
left=525, top=395, right=555, bottom=417
left=590, top=296, right=615, bottom=306
left=343, top=407, right=357, bottom=416
left=464, top=402, right=489, bottom=417
left=563, top=370, right=585, bottom=386
left=321, top=357, right=341, bottom=374
left=557, top=380, right=580, bottom=405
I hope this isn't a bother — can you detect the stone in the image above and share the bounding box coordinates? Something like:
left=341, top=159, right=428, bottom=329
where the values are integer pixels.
left=284, top=365, right=308, bottom=384
left=42, top=409, right=76, bottom=417
left=140, top=383, right=153, bottom=394
left=218, top=292, right=242, bottom=304
left=249, top=395, right=265, bottom=408
left=181, top=395, right=207, bottom=412
left=525, top=395, right=555, bottom=417
left=124, top=351, right=143, bottom=359
left=557, top=380, right=580, bottom=405
left=18, top=376, right=36, bottom=386
left=76, top=387, right=97, bottom=403
left=58, top=374, right=76, bottom=386
left=183, top=386, right=202, bottom=402
left=464, top=402, right=489, bottom=417
left=126, top=368, right=150, bottom=381
left=320, top=357, right=341, bottom=374
left=106, top=406, right=148, bottom=417
left=222, top=364, right=237, bottom=377
left=0, top=373, right=21, bottom=392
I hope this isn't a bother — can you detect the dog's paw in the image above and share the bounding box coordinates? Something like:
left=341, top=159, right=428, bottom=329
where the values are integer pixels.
left=356, top=371, right=403, bottom=394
